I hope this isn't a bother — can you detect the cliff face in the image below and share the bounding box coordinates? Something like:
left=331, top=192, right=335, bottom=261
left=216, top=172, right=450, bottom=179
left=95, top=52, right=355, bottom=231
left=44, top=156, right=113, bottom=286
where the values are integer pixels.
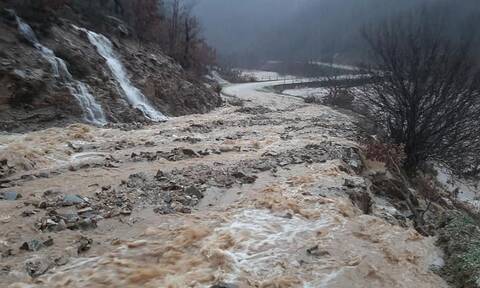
left=0, top=4, right=222, bottom=132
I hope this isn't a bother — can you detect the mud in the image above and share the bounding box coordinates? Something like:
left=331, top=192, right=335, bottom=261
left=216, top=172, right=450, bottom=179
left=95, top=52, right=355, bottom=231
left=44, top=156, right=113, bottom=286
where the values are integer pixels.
left=0, top=80, right=448, bottom=287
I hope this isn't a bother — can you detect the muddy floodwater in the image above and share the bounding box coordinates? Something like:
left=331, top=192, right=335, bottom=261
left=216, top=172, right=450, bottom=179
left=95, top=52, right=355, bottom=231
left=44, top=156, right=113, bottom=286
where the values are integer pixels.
left=1, top=80, right=448, bottom=287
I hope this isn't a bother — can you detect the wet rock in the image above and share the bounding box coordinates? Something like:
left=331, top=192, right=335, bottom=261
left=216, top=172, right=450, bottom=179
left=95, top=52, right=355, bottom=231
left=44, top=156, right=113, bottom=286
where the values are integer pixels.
left=77, top=236, right=92, bottom=254
left=58, top=212, right=80, bottom=224
left=153, top=204, right=174, bottom=215
left=344, top=179, right=356, bottom=188
left=306, top=245, right=331, bottom=257
left=181, top=148, right=200, bottom=157
left=0, top=179, right=13, bottom=189
left=347, top=189, right=373, bottom=215
left=173, top=136, right=201, bottom=144
left=62, top=194, right=86, bottom=206
left=37, top=171, right=50, bottom=178
left=253, top=161, right=273, bottom=172
left=210, top=283, right=238, bottom=288
left=54, top=254, right=70, bottom=266
left=43, top=189, right=63, bottom=198
left=263, top=151, right=279, bottom=157
left=155, top=170, right=167, bottom=180
left=184, top=186, right=203, bottom=199
left=0, top=242, right=13, bottom=258
left=104, top=155, right=121, bottom=168
left=171, top=201, right=192, bottom=214
left=127, top=172, right=149, bottom=188
left=21, top=210, right=38, bottom=217
left=162, top=183, right=183, bottom=191
left=183, top=123, right=213, bottom=134
left=0, top=191, right=22, bottom=200
left=144, top=141, right=155, bottom=147
left=36, top=217, right=64, bottom=232
left=235, top=106, right=272, bottom=115
left=43, top=238, right=54, bottom=247
left=0, top=159, right=16, bottom=179
left=219, top=146, right=241, bottom=153
left=342, top=148, right=364, bottom=173
left=77, top=207, right=94, bottom=215
left=0, top=265, right=11, bottom=275
left=20, top=239, right=44, bottom=252
left=75, top=218, right=97, bottom=231
left=20, top=174, right=35, bottom=180
left=120, top=208, right=132, bottom=215
left=56, top=219, right=68, bottom=231
left=67, top=142, right=83, bottom=153
left=197, top=149, right=211, bottom=156
left=232, top=171, right=257, bottom=184
left=25, top=256, right=51, bottom=277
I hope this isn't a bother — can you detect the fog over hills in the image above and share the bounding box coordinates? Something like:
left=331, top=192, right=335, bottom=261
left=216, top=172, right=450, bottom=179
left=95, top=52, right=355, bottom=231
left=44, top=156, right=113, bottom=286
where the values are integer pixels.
left=194, top=0, right=480, bottom=66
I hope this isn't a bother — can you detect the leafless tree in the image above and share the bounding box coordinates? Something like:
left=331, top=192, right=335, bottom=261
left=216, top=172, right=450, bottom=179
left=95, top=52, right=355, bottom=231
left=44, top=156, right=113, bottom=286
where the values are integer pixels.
left=167, top=0, right=181, bottom=56
left=181, top=4, right=200, bottom=69
left=361, top=10, right=480, bottom=175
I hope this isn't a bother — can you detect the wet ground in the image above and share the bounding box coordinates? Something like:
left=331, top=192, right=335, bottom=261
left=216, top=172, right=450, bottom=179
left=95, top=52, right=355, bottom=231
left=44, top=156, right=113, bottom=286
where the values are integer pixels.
left=0, top=80, right=448, bottom=287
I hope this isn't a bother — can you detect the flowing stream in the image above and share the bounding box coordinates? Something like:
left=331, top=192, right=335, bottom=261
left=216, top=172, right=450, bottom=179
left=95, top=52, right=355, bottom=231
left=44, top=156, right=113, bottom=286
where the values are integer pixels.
left=74, top=26, right=167, bottom=122
left=14, top=15, right=106, bottom=125
left=2, top=76, right=449, bottom=287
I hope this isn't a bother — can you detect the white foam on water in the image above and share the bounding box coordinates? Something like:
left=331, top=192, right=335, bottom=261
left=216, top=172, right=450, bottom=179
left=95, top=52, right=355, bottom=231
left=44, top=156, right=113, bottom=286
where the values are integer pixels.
left=213, top=209, right=333, bottom=286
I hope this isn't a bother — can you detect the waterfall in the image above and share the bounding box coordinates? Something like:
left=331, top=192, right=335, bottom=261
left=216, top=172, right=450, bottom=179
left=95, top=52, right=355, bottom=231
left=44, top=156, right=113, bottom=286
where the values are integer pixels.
left=14, top=15, right=106, bottom=125
left=73, top=26, right=167, bottom=122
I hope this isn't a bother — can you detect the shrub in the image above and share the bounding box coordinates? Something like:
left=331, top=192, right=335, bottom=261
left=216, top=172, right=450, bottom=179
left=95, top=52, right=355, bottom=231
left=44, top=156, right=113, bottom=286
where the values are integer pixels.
left=362, top=9, right=480, bottom=174
left=322, top=88, right=354, bottom=109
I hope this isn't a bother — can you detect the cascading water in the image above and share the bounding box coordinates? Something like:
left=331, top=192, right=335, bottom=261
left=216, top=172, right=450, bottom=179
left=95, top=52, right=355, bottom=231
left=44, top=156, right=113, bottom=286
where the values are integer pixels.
left=73, top=26, right=167, bottom=122
left=14, top=15, right=106, bottom=125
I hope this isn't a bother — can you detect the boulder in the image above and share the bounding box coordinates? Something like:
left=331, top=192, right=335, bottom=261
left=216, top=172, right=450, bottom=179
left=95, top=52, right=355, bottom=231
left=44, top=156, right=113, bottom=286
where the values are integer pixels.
left=0, top=191, right=21, bottom=200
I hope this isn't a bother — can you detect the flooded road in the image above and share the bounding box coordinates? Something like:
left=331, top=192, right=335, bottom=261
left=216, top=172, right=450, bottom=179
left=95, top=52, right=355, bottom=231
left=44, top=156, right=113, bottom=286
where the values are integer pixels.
left=1, top=80, right=448, bottom=287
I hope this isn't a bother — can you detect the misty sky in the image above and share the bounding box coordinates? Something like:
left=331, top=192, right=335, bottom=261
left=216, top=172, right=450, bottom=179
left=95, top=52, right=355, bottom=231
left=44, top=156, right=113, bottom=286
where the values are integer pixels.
left=194, top=0, right=480, bottom=66
left=193, top=0, right=308, bottom=54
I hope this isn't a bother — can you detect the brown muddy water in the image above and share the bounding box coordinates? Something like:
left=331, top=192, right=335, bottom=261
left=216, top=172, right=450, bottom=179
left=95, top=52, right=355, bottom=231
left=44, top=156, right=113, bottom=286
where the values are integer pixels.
left=1, top=81, right=448, bottom=287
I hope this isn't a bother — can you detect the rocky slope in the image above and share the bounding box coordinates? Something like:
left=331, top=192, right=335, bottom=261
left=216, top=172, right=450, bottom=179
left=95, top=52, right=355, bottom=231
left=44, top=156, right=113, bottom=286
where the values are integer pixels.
left=0, top=5, right=221, bottom=132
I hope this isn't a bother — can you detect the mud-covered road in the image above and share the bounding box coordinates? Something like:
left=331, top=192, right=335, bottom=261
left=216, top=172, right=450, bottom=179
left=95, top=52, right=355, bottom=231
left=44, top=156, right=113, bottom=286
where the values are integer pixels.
left=0, top=80, right=448, bottom=287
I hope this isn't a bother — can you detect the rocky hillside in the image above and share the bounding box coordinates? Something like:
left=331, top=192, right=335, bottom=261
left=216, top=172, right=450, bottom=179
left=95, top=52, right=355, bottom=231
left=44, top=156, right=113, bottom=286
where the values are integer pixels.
left=0, top=2, right=222, bottom=132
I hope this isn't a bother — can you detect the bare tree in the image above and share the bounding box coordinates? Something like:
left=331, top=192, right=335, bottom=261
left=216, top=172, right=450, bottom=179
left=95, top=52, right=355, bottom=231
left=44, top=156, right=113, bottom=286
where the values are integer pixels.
left=181, top=4, right=200, bottom=69
left=361, top=10, right=480, bottom=175
left=168, top=0, right=181, bottom=56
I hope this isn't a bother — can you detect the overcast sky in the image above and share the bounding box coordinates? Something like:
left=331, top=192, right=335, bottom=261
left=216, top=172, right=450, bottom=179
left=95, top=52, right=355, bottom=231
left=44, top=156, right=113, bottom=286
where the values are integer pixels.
left=193, top=0, right=480, bottom=65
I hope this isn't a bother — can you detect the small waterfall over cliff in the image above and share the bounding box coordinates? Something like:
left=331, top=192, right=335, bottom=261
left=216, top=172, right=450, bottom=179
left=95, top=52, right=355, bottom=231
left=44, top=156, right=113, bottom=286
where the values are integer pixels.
left=74, top=26, right=167, bottom=122
left=14, top=15, right=106, bottom=125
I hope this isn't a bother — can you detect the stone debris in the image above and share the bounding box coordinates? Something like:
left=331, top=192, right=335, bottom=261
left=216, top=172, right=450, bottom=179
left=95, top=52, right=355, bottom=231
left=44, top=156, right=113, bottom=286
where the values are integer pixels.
left=0, top=191, right=22, bottom=200
left=77, top=236, right=92, bottom=254
left=210, top=283, right=239, bottom=288
left=235, top=106, right=273, bottom=115
left=62, top=194, right=87, bottom=206
left=25, top=256, right=51, bottom=277
left=20, top=239, right=44, bottom=252
left=173, top=136, right=202, bottom=144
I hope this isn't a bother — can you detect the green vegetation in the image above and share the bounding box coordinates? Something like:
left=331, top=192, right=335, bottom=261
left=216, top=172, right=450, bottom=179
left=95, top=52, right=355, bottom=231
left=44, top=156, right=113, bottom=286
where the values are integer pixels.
left=437, top=212, right=480, bottom=287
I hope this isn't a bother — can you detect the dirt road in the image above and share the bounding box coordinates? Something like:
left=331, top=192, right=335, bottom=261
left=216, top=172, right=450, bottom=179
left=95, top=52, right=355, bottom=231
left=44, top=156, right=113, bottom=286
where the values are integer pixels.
left=0, top=80, right=447, bottom=287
